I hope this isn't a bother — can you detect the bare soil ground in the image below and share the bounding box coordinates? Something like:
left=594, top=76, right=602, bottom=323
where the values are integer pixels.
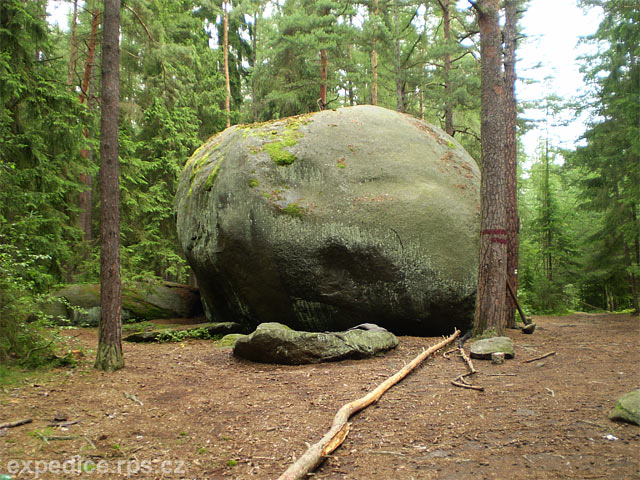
left=1, top=313, right=639, bottom=480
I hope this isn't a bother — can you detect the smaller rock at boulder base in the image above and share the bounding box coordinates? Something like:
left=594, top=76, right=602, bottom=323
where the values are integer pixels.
left=217, top=333, right=247, bottom=348
left=469, top=337, right=515, bottom=360
left=609, top=389, right=640, bottom=426
left=233, top=322, right=398, bottom=365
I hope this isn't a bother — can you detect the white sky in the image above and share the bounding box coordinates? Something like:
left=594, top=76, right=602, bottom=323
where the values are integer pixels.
left=47, top=0, right=603, bottom=159
left=517, top=0, right=602, bottom=158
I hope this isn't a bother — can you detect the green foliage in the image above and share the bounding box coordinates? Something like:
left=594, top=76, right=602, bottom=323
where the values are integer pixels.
left=155, top=328, right=220, bottom=343
left=0, top=0, right=86, bottom=367
left=1, top=0, right=89, bottom=286
left=568, top=0, right=640, bottom=312
left=0, top=242, right=60, bottom=367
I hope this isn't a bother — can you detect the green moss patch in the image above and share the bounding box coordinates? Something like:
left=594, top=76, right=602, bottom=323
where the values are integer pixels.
left=205, top=161, right=223, bottom=191
left=264, top=141, right=297, bottom=166
left=280, top=202, right=305, bottom=217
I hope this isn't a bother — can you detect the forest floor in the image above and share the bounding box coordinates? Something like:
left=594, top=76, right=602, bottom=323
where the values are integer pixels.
left=0, top=313, right=639, bottom=479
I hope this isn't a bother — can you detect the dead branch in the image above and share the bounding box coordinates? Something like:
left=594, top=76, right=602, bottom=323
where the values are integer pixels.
left=276, top=330, right=461, bottom=480
left=0, top=418, right=33, bottom=429
left=452, top=375, right=485, bottom=391
left=451, top=347, right=484, bottom=391
left=458, top=347, right=477, bottom=375
left=523, top=351, right=556, bottom=363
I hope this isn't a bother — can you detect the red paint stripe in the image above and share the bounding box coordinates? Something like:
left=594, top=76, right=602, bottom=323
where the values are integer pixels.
left=481, top=229, right=507, bottom=235
left=490, top=238, right=507, bottom=244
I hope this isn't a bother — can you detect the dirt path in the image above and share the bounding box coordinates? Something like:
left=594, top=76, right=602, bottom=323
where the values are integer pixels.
left=1, top=313, right=638, bottom=479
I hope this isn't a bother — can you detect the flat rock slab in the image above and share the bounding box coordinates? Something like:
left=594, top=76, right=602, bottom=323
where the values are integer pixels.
left=124, top=322, right=242, bottom=342
left=233, top=322, right=398, bottom=365
left=609, top=389, right=640, bottom=426
left=469, top=337, right=515, bottom=360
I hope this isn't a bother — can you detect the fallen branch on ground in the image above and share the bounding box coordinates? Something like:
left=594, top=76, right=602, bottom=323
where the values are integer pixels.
left=452, top=375, right=485, bottom=391
left=0, top=419, right=33, bottom=429
left=523, top=351, right=556, bottom=363
left=451, top=347, right=484, bottom=392
left=276, top=329, right=461, bottom=480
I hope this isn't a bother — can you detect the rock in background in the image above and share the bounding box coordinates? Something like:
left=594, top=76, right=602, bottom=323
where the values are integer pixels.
left=42, top=282, right=203, bottom=326
left=176, top=105, right=480, bottom=335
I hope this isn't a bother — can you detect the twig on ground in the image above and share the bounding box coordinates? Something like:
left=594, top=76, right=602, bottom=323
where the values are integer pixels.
left=451, top=375, right=485, bottom=391
left=0, top=418, right=33, bottom=429
left=49, top=420, right=79, bottom=428
left=23, top=339, right=55, bottom=363
left=451, top=347, right=484, bottom=391
left=523, top=351, right=556, bottom=363
left=124, top=392, right=144, bottom=406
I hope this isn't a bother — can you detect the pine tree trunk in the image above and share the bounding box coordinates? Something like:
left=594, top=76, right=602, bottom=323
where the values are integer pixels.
left=473, top=0, right=508, bottom=336
left=95, top=0, right=123, bottom=372
left=223, top=0, right=231, bottom=128
left=503, top=0, right=519, bottom=328
left=67, top=0, right=78, bottom=88
left=393, top=0, right=404, bottom=112
left=543, top=136, right=552, bottom=282
left=252, top=11, right=258, bottom=123
left=319, top=48, right=327, bottom=109
left=440, top=0, right=454, bottom=136
left=78, top=8, right=100, bottom=244
left=371, top=0, right=379, bottom=106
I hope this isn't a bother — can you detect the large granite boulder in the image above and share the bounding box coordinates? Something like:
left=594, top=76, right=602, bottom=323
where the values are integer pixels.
left=42, top=282, right=203, bottom=326
left=176, top=105, right=480, bottom=335
left=233, top=322, right=398, bottom=364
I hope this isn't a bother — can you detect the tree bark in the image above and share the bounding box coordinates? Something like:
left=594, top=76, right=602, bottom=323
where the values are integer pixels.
left=503, top=0, right=519, bottom=328
left=223, top=0, right=231, bottom=128
left=393, top=0, right=405, bottom=112
left=95, top=0, right=123, bottom=372
left=437, top=0, right=454, bottom=136
left=371, top=0, right=379, bottom=106
left=77, top=8, right=100, bottom=243
left=472, top=0, right=508, bottom=336
left=277, top=330, right=460, bottom=480
left=252, top=10, right=259, bottom=122
left=67, top=0, right=78, bottom=89
left=319, top=48, right=327, bottom=109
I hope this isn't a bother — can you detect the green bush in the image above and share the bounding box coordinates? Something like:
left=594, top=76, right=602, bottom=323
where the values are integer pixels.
left=0, top=242, right=59, bottom=368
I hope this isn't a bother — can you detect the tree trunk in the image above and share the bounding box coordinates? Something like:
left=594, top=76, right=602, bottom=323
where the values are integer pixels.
left=67, top=0, right=78, bottom=89
left=393, top=0, right=404, bottom=112
left=503, top=0, right=519, bottom=328
left=371, top=0, right=379, bottom=106
left=319, top=48, right=327, bottom=109
left=473, top=0, right=508, bottom=336
left=78, top=8, right=100, bottom=243
left=223, top=0, right=231, bottom=128
left=95, top=0, right=123, bottom=372
left=252, top=10, right=258, bottom=123
left=630, top=204, right=640, bottom=314
left=543, top=135, right=552, bottom=282
left=439, top=0, right=454, bottom=136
